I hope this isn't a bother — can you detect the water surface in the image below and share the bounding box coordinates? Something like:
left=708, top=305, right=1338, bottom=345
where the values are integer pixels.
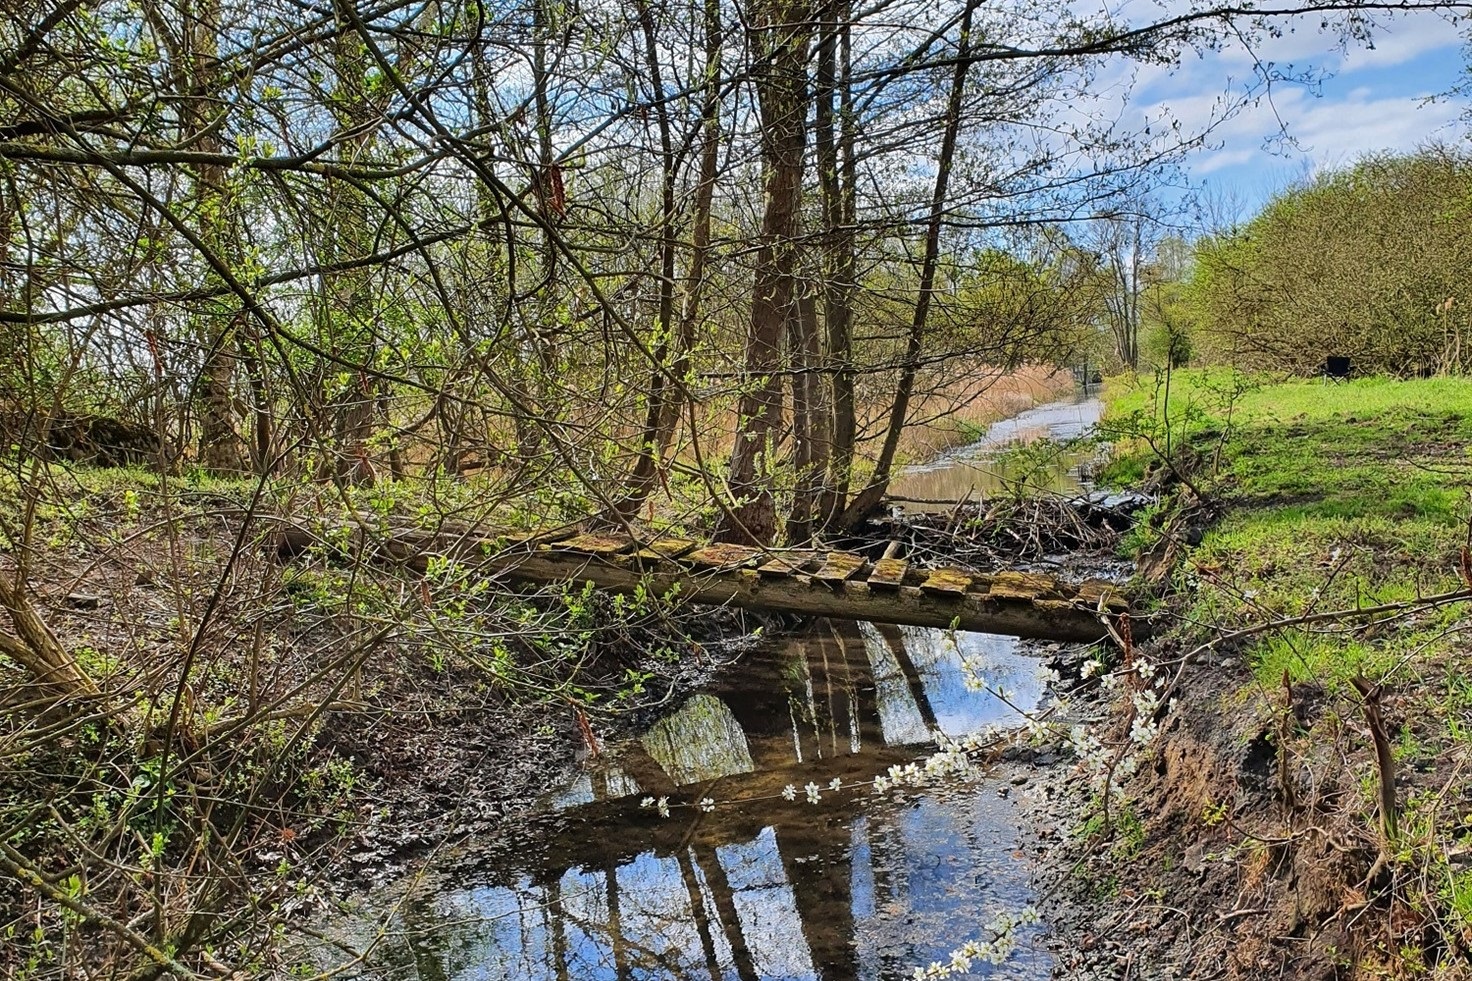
left=888, top=395, right=1103, bottom=507
left=329, top=624, right=1054, bottom=980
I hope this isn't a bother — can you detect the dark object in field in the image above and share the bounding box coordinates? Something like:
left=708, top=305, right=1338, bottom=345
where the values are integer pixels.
left=1321, top=356, right=1352, bottom=380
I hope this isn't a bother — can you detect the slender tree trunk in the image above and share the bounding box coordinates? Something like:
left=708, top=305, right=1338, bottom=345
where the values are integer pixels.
left=715, top=0, right=811, bottom=546
left=182, top=0, right=246, bottom=474
left=786, top=282, right=830, bottom=543
left=662, top=0, right=723, bottom=462
left=614, top=0, right=684, bottom=520
left=815, top=0, right=856, bottom=527
left=839, top=0, right=978, bottom=528
left=326, top=1, right=381, bottom=484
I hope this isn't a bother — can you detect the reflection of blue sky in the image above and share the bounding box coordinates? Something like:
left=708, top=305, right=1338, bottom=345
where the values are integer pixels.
left=347, top=626, right=1057, bottom=979
left=612, top=852, right=708, bottom=979
left=862, top=623, right=933, bottom=746
left=862, top=624, right=1041, bottom=744
left=558, top=868, right=616, bottom=979
left=548, top=767, right=642, bottom=810
left=719, top=829, right=820, bottom=981
left=900, top=626, right=1040, bottom=737
left=852, top=791, right=1050, bottom=979
left=849, top=817, right=880, bottom=980
left=379, top=787, right=1051, bottom=979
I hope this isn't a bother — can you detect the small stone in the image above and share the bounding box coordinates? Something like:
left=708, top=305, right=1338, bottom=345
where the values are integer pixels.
left=1011, top=773, right=1029, bottom=786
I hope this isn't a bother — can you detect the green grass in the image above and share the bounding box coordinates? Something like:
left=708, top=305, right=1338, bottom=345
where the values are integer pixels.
left=1105, top=371, right=1472, bottom=691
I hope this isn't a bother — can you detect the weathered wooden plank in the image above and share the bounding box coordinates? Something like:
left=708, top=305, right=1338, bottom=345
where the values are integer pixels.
left=685, top=543, right=765, bottom=570
left=276, top=519, right=1137, bottom=642
left=867, top=558, right=909, bottom=590
left=469, top=549, right=1115, bottom=640
left=632, top=538, right=699, bottom=562
left=551, top=533, right=637, bottom=557
left=920, top=568, right=972, bottom=597
left=758, top=551, right=823, bottom=577
left=813, top=551, right=867, bottom=584
left=1076, top=579, right=1127, bottom=610
left=496, top=526, right=576, bottom=548
left=988, top=570, right=1063, bottom=601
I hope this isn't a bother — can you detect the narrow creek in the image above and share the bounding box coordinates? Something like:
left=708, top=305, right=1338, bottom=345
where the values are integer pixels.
left=888, top=391, right=1103, bottom=507
left=327, top=393, right=1106, bottom=980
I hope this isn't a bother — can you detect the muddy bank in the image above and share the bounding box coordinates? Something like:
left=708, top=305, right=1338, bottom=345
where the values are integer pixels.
left=1001, top=632, right=1386, bottom=981
left=315, top=606, right=775, bottom=880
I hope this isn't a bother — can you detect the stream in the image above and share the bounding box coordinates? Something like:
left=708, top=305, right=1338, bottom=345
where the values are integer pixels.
left=888, top=392, right=1103, bottom=507
left=325, top=393, right=1106, bottom=980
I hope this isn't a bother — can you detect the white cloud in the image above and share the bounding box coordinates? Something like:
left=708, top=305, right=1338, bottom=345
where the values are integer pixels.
left=1190, top=87, right=1463, bottom=175
left=1339, top=14, right=1464, bottom=71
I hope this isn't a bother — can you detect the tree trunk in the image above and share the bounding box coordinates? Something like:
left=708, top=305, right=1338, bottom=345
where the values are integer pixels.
left=182, top=0, right=246, bottom=474
left=325, top=0, right=382, bottom=485
left=615, top=0, right=686, bottom=521
left=0, top=573, right=101, bottom=711
left=715, top=0, right=812, bottom=546
left=786, top=283, right=830, bottom=543
left=839, top=0, right=978, bottom=529
left=816, top=0, right=857, bottom=527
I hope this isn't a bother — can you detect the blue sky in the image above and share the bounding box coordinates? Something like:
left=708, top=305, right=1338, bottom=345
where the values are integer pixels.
left=1128, top=10, right=1468, bottom=217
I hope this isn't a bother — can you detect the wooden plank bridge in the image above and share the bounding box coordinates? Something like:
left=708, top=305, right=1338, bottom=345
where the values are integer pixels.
left=279, top=523, right=1134, bottom=643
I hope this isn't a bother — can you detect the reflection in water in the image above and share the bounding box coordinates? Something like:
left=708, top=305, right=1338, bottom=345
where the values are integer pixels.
left=888, top=395, right=1103, bottom=507
left=329, top=624, right=1054, bottom=979
left=641, top=694, right=755, bottom=785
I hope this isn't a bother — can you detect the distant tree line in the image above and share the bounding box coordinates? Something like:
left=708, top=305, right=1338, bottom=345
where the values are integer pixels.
left=1117, top=146, right=1472, bottom=378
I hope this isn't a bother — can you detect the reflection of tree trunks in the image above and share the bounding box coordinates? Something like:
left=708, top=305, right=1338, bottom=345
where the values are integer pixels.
left=605, top=862, right=630, bottom=980
left=617, top=739, right=680, bottom=798
left=722, top=650, right=812, bottom=770
left=777, top=829, right=859, bottom=979
left=874, top=623, right=939, bottom=734
left=831, top=619, right=884, bottom=749
left=548, top=876, right=571, bottom=981
left=691, top=845, right=760, bottom=981
left=811, top=620, right=853, bottom=756
left=834, top=620, right=881, bottom=748
left=403, top=905, right=451, bottom=981
left=677, top=850, right=723, bottom=981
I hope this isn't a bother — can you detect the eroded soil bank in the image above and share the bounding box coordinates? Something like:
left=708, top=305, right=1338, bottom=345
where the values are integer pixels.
left=1008, top=373, right=1472, bottom=981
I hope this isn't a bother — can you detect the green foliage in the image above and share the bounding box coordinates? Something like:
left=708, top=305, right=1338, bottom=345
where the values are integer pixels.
left=1187, top=147, right=1472, bottom=375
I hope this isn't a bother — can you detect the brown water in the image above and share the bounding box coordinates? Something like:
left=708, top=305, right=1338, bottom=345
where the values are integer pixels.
left=321, top=397, right=1109, bottom=979
left=888, top=394, right=1103, bottom=507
